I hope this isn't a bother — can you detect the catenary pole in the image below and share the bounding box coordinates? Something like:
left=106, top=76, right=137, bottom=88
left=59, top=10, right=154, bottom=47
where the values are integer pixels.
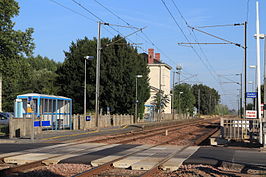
left=244, top=21, right=247, bottom=119
left=172, top=71, right=175, bottom=120
left=95, top=22, right=101, bottom=131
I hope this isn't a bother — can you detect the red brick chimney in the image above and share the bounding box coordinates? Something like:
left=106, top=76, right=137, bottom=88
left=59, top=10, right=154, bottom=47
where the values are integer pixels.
left=148, top=48, right=154, bottom=64
left=155, top=53, right=160, bottom=61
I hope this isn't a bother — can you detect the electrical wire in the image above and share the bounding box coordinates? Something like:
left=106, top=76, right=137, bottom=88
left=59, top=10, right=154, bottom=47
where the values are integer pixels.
left=49, top=0, right=96, bottom=22
left=160, top=0, right=220, bottom=85
left=92, top=0, right=191, bottom=74
left=70, top=0, right=147, bottom=53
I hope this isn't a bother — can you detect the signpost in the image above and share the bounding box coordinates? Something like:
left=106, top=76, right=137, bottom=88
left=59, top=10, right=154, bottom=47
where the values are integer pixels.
left=246, top=92, right=257, bottom=98
left=246, top=110, right=257, bottom=119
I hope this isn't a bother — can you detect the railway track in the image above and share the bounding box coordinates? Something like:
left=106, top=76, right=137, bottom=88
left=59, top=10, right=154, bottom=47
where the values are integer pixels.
left=74, top=119, right=219, bottom=176
left=0, top=118, right=219, bottom=176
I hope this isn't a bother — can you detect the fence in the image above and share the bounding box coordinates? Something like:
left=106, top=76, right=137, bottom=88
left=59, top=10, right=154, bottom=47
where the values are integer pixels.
left=221, top=117, right=260, bottom=141
left=72, top=114, right=133, bottom=130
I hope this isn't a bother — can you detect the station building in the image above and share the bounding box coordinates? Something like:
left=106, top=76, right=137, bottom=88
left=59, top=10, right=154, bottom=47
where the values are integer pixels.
left=14, top=93, right=72, bottom=130
left=144, top=48, right=172, bottom=119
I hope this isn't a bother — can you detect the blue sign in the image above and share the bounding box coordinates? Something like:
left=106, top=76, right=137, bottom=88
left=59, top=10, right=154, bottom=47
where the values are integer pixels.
left=27, top=96, right=33, bottom=102
left=86, top=116, right=91, bottom=121
left=246, top=92, right=257, bottom=98
left=34, top=121, right=51, bottom=127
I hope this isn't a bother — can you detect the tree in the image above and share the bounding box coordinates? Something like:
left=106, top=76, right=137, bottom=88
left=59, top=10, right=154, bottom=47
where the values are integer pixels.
left=246, top=103, right=254, bottom=110
left=173, top=83, right=196, bottom=114
left=214, top=104, right=229, bottom=115
left=0, top=0, right=35, bottom=111
left=151, top=91, right=169, bottom=114
left=192, top=84, right=220, bottom=115
left=20, top=55, right=61, bottom=95
left=56, top=36, right=150, bottom=114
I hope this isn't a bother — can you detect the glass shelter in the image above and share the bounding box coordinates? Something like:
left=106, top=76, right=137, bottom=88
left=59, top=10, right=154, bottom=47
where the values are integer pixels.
left=14, top=93, right=72, bottom=130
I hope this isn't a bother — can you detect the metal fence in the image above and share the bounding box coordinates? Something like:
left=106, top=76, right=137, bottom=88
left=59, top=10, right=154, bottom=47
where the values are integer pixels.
left=221, top=118, right=260, bottom=141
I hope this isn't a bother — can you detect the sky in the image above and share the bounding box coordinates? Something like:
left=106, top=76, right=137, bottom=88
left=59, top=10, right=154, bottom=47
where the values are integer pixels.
left=14, top=0, right=266, bottom=110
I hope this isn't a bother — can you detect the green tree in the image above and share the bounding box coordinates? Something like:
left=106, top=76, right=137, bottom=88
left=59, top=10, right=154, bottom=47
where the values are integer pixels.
left=192, top=84, right=220, bottom=115
left=246, top=103, right=254, bottom=110
left=173, top=83, right=196, bottom=114
left=0, top=0, right=35, bottom=111
left=56, top=36, right=150, bottom=114
left=20, top=55, right=61, bottom=95
left=151, top=91, right=169, bottom=114
left=214, top=104, right=229, bottom=115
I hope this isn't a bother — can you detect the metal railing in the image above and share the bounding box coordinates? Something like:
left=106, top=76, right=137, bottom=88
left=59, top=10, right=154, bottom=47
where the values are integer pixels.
left=221, top=118, right=260, bottom=141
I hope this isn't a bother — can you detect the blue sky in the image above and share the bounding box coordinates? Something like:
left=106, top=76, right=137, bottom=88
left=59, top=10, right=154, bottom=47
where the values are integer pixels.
left=14, top=0, right=265, bottom=110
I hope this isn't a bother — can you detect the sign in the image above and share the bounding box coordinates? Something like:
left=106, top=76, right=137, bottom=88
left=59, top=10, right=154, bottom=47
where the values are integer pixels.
left=86, top=116, right=91, bottom=121
left=246, top=110, right=257, bottom=119
left=27, top=96, right=33, bottom=102
left=34, top=121, right=51, bottom=127
left=246, top=92, right=257, bottom=98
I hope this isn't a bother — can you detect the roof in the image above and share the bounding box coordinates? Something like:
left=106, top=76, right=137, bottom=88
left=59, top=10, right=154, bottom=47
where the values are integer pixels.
left=17, top=93, right=71, bottom=100
left=148, top=63, right=172, bottom=70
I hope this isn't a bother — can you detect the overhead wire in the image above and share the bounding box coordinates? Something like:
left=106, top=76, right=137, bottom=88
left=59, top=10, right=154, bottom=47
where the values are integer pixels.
left=48, top=0, right=96, bottom=22
left=160, top=0, right=220, bottom=86
left=92, top=0, right=195, bottom=78
left=166, top=0, right=230, bottom=104
left=70, top=0, right=147, bottom=53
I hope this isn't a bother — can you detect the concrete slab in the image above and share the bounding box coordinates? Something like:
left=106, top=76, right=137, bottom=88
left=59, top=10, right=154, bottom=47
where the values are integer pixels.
left=131, top=151, right=174, bottom=171
left=43, top=143, right=118, bottom=165
left=91, top=144, right=150, bottom=167
left=0, top=152, right=22, bottom=159
left=161, top=146, right=199, bottom=171
left=4, top=153, right=60, bottom=165
left=113, top=146, right=174, bottom=169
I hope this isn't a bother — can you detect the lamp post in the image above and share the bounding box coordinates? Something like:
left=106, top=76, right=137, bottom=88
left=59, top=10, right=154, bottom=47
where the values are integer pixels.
left=84, top=56, right=94, bottom=129
left=135, top=75, right=143, bottom=123
left=179, top=92, right=183, bottom=114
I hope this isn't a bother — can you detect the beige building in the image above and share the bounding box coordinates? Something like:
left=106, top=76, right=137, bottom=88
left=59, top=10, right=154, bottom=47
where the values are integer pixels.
left=145, top=49, right=172, bottom=117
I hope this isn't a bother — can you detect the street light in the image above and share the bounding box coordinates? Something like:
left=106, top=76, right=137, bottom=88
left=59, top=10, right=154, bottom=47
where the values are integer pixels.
left=135, top=75, right=143, bottom=123
left=84, top=56, right=94, bottom=130
left=179, top=92, right=183, bottom=114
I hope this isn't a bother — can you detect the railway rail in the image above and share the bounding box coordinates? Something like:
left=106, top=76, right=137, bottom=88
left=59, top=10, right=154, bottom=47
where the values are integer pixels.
left=0, top=118, right=219, bottom=176
left=74, top=118, right=219, bottom=176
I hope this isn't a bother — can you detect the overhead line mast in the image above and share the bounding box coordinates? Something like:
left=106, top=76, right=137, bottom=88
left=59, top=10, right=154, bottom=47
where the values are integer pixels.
left=178, top=23, right=247, bottom=117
